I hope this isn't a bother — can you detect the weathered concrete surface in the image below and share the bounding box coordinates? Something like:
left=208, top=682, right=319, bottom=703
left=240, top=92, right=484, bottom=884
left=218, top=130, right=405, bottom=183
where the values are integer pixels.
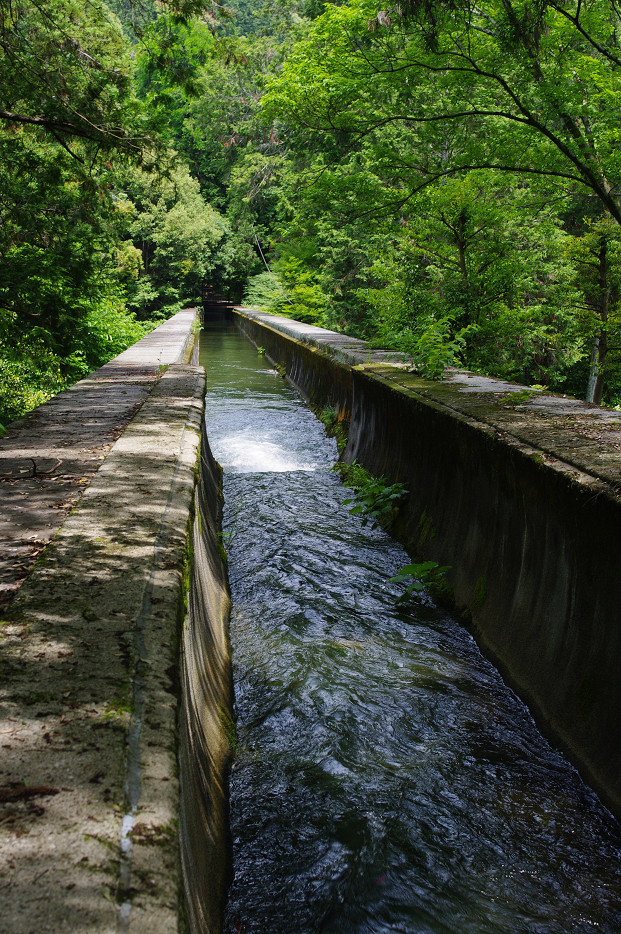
left=232, top=306, right=621, bottom=819
left=0, top=311, right=220, bottom=932
left=179, top=427, right=232, bottom=934
left=0, top=309, right=199, bottom=609
left=233, top=307, right=405, bottom=417
left=233, top=307, right=405, bottom=369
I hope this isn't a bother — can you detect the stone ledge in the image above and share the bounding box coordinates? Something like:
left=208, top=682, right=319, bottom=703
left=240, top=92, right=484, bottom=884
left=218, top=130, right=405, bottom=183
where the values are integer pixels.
left=234, top=307, right=621, bottom=495
left=0, top=312, right=203, bottom=932
left=0, top=309, right=200, bottom=610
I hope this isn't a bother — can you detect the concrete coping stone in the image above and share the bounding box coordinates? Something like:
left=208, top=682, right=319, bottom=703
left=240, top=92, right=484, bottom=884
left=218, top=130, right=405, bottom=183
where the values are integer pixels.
left=234, top=307, right=407, bottom=367
left=234, top=307, right=621, bottom=496
left=0, top=309, right=199, bottom=609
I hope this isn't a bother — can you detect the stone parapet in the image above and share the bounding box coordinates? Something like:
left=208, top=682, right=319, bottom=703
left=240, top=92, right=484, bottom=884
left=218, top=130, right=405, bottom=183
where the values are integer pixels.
left=0, top=310, right=231, bottom=932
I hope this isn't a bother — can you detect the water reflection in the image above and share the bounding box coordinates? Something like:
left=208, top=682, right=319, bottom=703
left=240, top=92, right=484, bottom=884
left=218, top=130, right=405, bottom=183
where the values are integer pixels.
left=201, top=323, right=621, bottom=934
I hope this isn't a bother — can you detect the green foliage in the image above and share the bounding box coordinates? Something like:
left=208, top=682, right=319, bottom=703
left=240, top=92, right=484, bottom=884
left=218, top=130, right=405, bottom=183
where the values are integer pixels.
left=0, top=0, right=239, bottom=424
left=134, top=13, right=296, bottom=298
left=243, top=271, right=288, bottom=311
left=498, top=389, right=538, bottom=408
left=315, top=405, right=348, bottom=451
left=332, top=459, right=370, bottom=489
left=8, top=0, right=621, bottom=412
left=0, top=0, right=155, bottom=422
left=411, top=320, right=469, bottom=380
left=563, top=215, right=621, bottom=403
left=0, top=127, right=128, bottom=348
left=219, top=0, right=331, bottom=37
left=342, top=466, right=408, bottom=531
left=275, top=255, right=326, bottom=323
left=77, top=298, right=150, bottom=368
left=389, top=561, right=451, bottom=602
left=257, top=0, right=621, bottom=401
left=0, top=126, right=153, bottom=425
left=0, top=297, right=149, bottom=425
left=0, top=0, right=141, bottom=152
left=266, top=0, right=621, bottom=223
left=120, top=155, right=225, bottom=319
left=319, top=406, right=339, bottom=431
left=389, top=317, right=471, bottom=380
left=0, top=339, right=66, bottom=426
left=242, top=255, right=326, bottom=323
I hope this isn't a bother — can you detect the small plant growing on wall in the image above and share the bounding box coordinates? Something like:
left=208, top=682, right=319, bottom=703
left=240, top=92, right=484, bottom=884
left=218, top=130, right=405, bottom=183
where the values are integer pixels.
left=341, top=465, right=408, bottom=531
left=316, top=405, right=348, bottom=453
left=319, top=405, right=339, bottom=432
left=389, top=561, right=451, bottom=602
left=498, top=388, right=537, bottom=407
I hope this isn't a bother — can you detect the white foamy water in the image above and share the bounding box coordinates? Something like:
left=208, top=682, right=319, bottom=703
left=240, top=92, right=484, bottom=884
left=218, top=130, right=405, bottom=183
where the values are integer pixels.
left=217, top=431, right=318, bottom=473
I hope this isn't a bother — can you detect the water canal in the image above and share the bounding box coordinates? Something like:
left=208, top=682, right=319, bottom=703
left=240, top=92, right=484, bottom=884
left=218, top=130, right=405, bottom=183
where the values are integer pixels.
left=200, top=322, right=621, bottom=934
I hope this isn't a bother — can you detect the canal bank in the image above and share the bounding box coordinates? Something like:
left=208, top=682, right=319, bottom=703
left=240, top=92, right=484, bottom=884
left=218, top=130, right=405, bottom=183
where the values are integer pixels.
left=233, top=306, right=621, bottom=820
left=4, top=300, right=621, bottom=932
left=204, top=320, right=621, bottom=934
left=0, top=309, right=231, bottom=933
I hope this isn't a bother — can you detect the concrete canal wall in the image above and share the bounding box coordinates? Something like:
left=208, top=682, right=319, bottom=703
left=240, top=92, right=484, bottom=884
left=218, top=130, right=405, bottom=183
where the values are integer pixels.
left=179, top=430, right=232, bottom=934
left=0, top=309, right=231, bottom=933
left=5, top=299, right=621, bottom=932
left=233, top=306, right=621, bottom=820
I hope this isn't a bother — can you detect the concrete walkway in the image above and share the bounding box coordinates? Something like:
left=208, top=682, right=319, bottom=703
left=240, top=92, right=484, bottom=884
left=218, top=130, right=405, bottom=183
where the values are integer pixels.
left=0, top=310, right=201, bottom=932
left=0, top=310, right=198, bottom=609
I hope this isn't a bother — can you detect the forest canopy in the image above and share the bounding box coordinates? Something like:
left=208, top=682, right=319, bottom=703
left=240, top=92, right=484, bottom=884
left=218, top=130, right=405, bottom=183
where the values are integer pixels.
left=2, top=0, right=621, bottom=426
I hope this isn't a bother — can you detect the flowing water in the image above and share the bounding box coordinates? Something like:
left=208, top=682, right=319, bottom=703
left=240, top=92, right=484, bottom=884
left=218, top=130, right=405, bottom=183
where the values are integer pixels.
left=200, top=322, right=621, bottom=934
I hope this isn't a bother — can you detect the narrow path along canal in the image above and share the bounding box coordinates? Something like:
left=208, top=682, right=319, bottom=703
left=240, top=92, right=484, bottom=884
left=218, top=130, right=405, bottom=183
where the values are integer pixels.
left=200, top=322, right=621, bottom=934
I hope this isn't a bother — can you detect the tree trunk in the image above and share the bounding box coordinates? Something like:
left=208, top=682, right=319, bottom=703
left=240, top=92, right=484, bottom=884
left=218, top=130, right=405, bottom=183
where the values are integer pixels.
left=586, top=330, right=600, bottom=404
left=592, top=328, right=607, bottom=406
left=586, top=237, right=612, bottom=405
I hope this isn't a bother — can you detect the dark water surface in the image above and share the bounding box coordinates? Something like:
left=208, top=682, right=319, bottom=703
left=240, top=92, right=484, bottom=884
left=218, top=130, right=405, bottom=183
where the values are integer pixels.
left=200, top=323, right=621, bottom=934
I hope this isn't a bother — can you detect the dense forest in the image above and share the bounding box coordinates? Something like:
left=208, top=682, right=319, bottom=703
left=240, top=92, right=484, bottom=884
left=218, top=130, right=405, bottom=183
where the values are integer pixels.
left=2, top=0, right=621, bottom=428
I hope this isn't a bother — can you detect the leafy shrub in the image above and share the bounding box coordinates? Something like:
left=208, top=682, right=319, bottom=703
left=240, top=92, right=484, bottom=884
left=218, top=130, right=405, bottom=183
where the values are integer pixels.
left=77, top=296, right=151, bottom=369
left=243, top=271, right=289, bottom=311
left=0, top=341, right=67, bottom=425
left=341, top=464, right=408, bottom=531
left=243, top=256, right=326, bottom=324
left=0, top=297, right=150, bottom=427
left=315, top=405, right=348, bottom=452
left=389, top=561, right=451, bottom=602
